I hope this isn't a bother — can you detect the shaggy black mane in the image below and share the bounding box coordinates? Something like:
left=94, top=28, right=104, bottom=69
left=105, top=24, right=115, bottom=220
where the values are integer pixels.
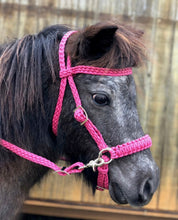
left=0, top=25, right=70, bottom=142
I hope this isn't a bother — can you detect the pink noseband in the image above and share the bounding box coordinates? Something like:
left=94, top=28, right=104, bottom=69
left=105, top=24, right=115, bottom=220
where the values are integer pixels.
left=0, top=31, right=152, bottom=191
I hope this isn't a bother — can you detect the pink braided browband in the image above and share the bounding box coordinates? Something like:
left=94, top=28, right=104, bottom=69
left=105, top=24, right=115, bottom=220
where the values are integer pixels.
left=60, top=66, right=132, bottom=78
left=0, top=30, right=152, bottom=191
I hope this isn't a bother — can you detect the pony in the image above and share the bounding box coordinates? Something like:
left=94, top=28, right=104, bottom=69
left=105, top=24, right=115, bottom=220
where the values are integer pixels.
left=0, top=22, right=159, bottom=220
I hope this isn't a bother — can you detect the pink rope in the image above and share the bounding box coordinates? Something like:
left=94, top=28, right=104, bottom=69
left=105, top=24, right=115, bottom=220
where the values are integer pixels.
left=74, top=108, right=107, bottom=150
left=0, top=138, right=85, bottom=175
left=110, top=135, right=152, bottom=159
left=52, top=78, right=67, bottom=136
left=60, top=66, right=132, bottom=78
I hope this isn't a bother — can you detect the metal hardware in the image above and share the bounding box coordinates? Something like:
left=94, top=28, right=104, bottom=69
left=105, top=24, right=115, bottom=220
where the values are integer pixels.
left=96, top=185, right=105, bottom=190
left=78, top=147, right=113, bottom=172
left=98, top=147, right=113, bottom=164
left=73, top=105, right=89, bottom=125
left=54, top=169, right=70, bottom=175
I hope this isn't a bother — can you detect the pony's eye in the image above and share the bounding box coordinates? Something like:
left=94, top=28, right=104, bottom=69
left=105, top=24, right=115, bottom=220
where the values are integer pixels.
left=92, top=93, right=110, bottom=106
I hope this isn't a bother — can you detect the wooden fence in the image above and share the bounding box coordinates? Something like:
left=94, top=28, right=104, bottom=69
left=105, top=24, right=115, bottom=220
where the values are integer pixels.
left=0, top=0, right=178, bottom=219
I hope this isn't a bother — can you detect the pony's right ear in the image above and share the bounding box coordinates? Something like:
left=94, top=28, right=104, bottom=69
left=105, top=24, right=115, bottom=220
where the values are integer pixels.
left=77, top=23, right=118, bottom=60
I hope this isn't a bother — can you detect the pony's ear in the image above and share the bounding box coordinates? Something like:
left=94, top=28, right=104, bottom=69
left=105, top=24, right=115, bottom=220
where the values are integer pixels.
left=78, top=24, right=118, bottom=59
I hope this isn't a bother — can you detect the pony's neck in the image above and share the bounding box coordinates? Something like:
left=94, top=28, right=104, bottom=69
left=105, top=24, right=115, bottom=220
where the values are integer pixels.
left=0, top=35, right=63, bottom=219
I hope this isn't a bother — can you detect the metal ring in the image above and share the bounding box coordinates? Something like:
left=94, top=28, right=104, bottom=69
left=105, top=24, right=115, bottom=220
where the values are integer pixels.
left=54, top=169, right=70, bottom=175
left=77, top=149, right=113, bottom=172
left=73, top=105, right=89, bottom=126
left=98, top=147, right=113, bottom=165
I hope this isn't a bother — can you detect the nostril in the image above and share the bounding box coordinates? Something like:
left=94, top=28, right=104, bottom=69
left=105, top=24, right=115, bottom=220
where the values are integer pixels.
left=138, top=179, right=153, bottom=204
left=144, top=179, right=152, bottom=196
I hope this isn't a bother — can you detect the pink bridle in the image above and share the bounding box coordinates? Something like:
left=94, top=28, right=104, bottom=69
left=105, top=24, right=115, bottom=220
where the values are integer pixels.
left=0, top=31, right=152, bottom=191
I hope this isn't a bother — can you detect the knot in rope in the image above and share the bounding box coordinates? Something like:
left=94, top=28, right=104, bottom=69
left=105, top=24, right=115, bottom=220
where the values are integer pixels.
left=57, top=162, right=85, bottom=175
left=60, top=69, right=73, bottom=78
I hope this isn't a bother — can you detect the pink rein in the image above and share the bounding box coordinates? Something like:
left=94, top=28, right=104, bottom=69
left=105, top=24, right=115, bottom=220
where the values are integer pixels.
left=0, top=31, right=152, bottom=191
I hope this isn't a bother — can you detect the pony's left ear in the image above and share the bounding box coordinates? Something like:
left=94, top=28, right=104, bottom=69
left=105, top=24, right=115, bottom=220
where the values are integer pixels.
left=78, top=23, right=118, bottom=59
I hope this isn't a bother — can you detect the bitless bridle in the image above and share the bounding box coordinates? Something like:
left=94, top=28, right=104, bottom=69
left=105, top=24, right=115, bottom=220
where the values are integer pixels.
left=0, top=31, right=152, bottom=191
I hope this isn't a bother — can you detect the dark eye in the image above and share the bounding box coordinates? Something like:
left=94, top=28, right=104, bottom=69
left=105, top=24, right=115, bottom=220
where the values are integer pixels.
left=92, top=93, right=110, bottom=106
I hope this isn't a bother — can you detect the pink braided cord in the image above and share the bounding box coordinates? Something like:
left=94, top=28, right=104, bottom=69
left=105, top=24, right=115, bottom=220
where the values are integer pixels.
left=52, top=31, right=77, bottom=135
left=97, top=155, right=109, bottom=190
left=60, top=66, right=132, bottom=78
left=74, top=107, right=107, bottom=150
left=52, top=77, right=67, bottom=136
left=0, top=138, right=84, bottom=175
left=110, top=134, right=152, bottom=159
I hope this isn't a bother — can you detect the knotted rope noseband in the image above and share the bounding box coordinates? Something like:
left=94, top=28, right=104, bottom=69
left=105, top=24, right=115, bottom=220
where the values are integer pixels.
left=0, top=31, right=152, bottom=191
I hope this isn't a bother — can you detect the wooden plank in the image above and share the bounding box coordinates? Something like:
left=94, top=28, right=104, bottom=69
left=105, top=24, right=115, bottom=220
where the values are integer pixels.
left=29, top=161, right=66, bottom=200
left=17, top=0, right=38, bottom=37
left=81, top=182, right=115, bottom=205
left=35, top=0, right=58, bottom=33
left=118, top=1, right=161, bottom=211
left=145, top=9, right=178, bottom=210
left=158, top=19, right=178, bottom=211
left=0, top=0, right=3, bottom=43
left=135, top=1, right=160, bottom=211
left=0, top=0, right=19, bottom=41
left=158, top=0, right=177, bottom=21
left=22, top=199, right=178, bottom=220
left=29, top=161, right=83, bottom=202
